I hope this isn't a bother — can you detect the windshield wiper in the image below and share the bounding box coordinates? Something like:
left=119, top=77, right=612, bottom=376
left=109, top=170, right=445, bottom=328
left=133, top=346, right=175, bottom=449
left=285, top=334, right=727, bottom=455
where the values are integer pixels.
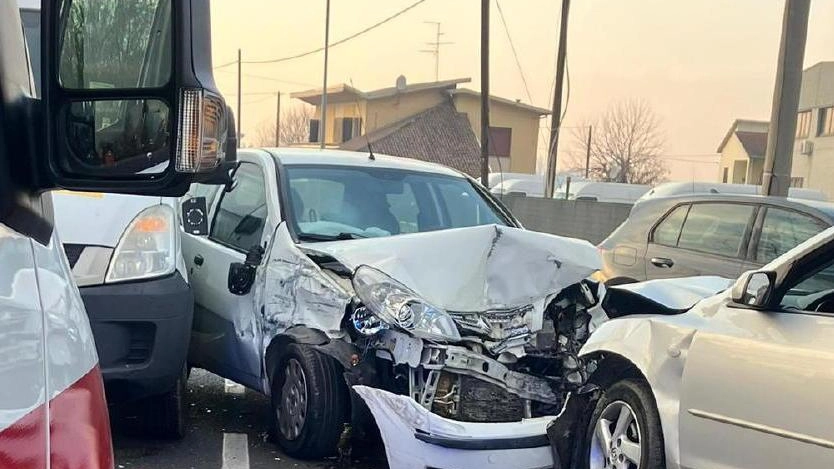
left=297, top=232, right=368, bottom=242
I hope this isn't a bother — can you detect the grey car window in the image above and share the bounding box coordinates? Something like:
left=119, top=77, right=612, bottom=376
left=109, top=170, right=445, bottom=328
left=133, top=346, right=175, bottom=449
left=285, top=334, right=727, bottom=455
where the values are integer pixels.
left=652, top=204, right=689, bottom=246
left=756, top=207, right=828, bottom=263
left=678, top=203, right=754, bottom=257
left=210, top=163, right=267, bottom=251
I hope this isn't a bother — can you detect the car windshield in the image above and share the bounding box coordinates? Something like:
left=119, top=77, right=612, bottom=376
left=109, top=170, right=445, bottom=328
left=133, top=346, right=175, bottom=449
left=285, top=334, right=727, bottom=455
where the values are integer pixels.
left=284, top=165, right=507, bottom=241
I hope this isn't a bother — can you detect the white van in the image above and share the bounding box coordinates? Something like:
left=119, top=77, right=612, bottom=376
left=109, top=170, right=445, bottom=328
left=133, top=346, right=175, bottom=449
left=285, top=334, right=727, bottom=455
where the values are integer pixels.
left=553, top=181, right=651, bottom=204
left=639, top=181, right=828, bottom=202
left=3, top=0, right=232, bottom=466
left=51, top=192, right=192, bottom=438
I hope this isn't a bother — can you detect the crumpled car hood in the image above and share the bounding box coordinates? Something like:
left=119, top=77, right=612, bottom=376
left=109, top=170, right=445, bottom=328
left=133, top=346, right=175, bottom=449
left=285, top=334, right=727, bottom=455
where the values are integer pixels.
left=602, top=275, right=733, bottom=318
left=301, top=224, right=601, bottom=313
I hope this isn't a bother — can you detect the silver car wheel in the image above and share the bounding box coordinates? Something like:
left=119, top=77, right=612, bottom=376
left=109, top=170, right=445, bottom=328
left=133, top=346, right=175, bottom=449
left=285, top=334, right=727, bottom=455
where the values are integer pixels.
left=277, top=358, right=308, bottom=441
left=589, top=400, right=642, bottom=469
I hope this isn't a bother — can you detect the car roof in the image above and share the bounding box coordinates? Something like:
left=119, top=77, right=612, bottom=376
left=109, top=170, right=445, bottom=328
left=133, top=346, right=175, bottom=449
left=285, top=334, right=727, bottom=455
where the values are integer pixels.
left=264, top=147, right=465, bottom=178
left=634, top=193, right=834, bottom=221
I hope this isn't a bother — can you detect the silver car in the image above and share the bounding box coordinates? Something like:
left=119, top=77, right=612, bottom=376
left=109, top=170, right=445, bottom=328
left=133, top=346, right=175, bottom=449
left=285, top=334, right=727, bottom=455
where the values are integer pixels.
left=550, top=227, right=834, bottom=469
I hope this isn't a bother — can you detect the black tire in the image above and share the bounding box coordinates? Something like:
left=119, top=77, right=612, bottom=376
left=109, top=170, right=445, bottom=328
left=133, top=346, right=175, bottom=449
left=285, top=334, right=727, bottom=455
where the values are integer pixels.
left=581, top=378, right=665, bottom=469
left=270, top=343, right=348, bottom=459
left=139, top=365, right=188, bottom=440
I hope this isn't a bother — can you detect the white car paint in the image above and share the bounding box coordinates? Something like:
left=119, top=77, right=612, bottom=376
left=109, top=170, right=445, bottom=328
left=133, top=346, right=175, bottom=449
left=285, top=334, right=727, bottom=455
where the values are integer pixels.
left=579, top=228, right=834, bottom=469
left=554, top=182, right=651, bottom=204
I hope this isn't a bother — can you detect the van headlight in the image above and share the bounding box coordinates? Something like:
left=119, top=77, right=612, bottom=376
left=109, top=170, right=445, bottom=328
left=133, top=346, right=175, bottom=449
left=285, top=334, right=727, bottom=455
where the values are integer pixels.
left=105, top=205, right=177, bottom=283
left=352, top=265, right=461, bottom=342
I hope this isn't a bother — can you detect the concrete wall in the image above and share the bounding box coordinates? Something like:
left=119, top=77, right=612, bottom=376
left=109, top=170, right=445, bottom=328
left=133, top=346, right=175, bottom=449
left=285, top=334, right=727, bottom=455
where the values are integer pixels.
left=453, top=93, right=541, bottom=174
left=792, top=63, right=834, bottom=196
left=500, top=195, right=632, bottom=244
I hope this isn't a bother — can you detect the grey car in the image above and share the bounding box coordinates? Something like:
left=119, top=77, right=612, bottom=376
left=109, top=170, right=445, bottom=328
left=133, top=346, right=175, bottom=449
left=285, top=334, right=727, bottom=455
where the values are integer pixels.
left=597, top=193, right=834, bottom=284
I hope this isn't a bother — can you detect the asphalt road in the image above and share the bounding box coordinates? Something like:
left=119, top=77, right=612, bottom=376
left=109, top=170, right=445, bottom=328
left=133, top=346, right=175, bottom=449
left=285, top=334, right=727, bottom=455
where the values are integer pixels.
left=112, top=369, right=388, bottom=469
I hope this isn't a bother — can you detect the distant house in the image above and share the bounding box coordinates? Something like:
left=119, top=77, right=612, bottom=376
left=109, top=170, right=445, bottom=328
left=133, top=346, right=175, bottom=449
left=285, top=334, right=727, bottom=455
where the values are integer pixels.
left=717, top=119, right=769, bottom=185
left=290, top=76, right=549, bottom=178
left=718, top=62, right=834, bottom=194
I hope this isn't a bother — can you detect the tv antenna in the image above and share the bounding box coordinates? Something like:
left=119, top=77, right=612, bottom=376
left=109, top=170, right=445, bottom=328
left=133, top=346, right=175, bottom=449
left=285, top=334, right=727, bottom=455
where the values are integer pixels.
left=420, top=21, right=454, bottom=81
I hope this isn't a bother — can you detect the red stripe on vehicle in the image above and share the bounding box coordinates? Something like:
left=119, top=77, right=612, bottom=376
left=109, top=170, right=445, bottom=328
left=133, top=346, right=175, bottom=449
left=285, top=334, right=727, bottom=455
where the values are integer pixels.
left=0, top=405, right=47, bottom=469
left=0, top=366, right=113, bottom=469
left=50, top=365, right=113, bottom=469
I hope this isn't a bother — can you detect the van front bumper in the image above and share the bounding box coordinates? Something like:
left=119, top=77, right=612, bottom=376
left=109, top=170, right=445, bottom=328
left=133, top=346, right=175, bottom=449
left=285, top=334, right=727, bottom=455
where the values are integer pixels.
left=79, top=272, right=193, bottom=403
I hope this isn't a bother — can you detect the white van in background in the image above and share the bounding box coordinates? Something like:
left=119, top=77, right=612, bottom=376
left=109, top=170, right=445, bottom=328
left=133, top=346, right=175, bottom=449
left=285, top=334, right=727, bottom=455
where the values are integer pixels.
left=553, top=181, right=651, bottom=204
left=51, top=191, right=192, bottom=438
left=639, top=181, right=828, bottom=202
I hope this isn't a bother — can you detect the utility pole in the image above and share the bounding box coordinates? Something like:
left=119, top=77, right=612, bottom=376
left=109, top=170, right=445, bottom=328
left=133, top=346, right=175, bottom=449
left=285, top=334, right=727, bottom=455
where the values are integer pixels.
left=480, top=0, right=490, bottom=187
left=584, top=125, right=592, bottom=179
left=762, top=0, right=810, bottom=197
left=236, top=48, right=242, bottom=147
left=275, top=92, right=281, bottom=147
left=544, top=0, right=570, bottom=198
left=421, top=21, right=454, bottom=81
left=319, top=0, right=331, bottom=149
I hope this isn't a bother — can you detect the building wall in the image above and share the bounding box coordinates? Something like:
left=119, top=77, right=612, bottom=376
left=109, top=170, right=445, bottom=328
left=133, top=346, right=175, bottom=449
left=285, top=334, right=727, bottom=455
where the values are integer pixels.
left=364, top=89, right=447, bottom=133
left=718, top=134, right=754, bottom=184
left=501, top=195, right=632, bottom=244
left=792, top=63, right=834, bottom=195
left=452, top=93, right=540, bottom=174
left=313, top=100, right=366, bottom=145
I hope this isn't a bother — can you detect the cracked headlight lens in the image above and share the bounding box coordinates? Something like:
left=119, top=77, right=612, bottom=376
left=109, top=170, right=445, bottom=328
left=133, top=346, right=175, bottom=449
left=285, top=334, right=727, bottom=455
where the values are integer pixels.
left=352, top=265, right=461, bottom=342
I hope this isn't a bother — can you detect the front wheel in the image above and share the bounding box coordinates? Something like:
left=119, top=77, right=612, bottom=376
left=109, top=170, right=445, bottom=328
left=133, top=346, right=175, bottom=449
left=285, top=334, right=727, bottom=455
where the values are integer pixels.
left=583, top=378, right=665, bottom=469
left=270, top=343, right=348, bottom=459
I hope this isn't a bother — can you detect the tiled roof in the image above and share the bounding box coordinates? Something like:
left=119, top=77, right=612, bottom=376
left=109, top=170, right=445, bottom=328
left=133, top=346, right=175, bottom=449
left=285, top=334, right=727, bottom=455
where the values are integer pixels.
left=736, top=131, right=769, bottom=158
left=340, top=101, right=482, bottom=177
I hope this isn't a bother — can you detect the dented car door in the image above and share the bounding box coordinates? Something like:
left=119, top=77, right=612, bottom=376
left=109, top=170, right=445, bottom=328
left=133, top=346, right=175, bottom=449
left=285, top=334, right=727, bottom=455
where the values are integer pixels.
left=184, top=153, right=279, bottom=391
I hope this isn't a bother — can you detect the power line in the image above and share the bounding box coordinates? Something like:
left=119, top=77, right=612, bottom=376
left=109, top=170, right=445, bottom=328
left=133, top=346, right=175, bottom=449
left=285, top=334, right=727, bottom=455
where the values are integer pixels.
left=216, top=69, right=317, bottom=88
left=219, top=0, right=427, bottom=67
left=495, top=0, right=532, bottom=103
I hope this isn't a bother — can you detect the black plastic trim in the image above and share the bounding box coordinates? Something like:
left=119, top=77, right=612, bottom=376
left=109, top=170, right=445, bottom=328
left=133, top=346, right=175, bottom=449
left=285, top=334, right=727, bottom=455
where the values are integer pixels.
left=414, top=430, right=550, bottom=451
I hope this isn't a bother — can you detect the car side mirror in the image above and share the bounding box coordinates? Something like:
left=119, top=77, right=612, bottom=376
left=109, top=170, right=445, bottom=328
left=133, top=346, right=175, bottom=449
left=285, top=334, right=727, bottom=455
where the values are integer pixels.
left=731, top=270, right=776, bottom=308
left=227, top=245, right=264, bottom=295
left=40, top=0, right=236, bottom=196
left=181, top=197, right=208, bottom=236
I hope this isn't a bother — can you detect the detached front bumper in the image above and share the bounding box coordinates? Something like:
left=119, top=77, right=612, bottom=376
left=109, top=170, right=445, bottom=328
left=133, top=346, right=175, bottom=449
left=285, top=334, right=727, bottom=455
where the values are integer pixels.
left=354, top=385, right=554, bottom=469
left=79, top=272, right=193, bottom=403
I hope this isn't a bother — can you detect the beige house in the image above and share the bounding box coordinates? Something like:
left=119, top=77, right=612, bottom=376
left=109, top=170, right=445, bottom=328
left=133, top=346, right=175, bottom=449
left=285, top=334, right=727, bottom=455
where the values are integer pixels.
left=290, top=76, right=549, bottom=177
left=718, top=62, right=834, bottom=195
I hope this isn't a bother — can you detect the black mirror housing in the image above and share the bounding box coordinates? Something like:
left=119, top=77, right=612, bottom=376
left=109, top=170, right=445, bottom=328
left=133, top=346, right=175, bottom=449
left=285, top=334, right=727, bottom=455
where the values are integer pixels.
left=39, top=0, right=234, bottom=196
left=181, top=196, right=208, bottom=235
left=227, top=245, right=264, bottom=295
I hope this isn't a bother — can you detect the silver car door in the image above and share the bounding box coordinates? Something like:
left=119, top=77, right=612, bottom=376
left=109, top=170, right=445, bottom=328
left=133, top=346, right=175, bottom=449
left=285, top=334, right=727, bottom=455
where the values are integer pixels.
left=185, top=158, right=276, bottom=391
left=678, top=263, right=834, bottom=468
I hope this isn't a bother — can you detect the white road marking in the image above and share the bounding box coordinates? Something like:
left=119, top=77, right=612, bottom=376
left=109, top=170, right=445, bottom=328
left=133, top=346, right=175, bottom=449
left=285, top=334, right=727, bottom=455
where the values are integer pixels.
left=224, top=378, right=245, bottom=395
left=221, top=432, right=250, bottom=469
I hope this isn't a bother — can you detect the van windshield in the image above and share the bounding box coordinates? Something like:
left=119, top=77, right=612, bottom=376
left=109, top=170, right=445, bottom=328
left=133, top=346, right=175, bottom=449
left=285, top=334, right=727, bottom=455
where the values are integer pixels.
left=284, top=165, right=508, bottom=241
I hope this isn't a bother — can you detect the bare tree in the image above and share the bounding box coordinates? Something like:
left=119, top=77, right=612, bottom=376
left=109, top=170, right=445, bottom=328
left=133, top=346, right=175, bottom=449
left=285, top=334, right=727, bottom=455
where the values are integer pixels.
left=245, top=105, right=315, bottom=148
left=569, top=100, right=668, bottom=185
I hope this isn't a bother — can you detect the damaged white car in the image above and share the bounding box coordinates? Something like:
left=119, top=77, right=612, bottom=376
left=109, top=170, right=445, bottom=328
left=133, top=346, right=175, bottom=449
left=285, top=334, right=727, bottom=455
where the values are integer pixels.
left=180, top=148, right=604, bottom=463
left=548, top=228, right=834, bottom=469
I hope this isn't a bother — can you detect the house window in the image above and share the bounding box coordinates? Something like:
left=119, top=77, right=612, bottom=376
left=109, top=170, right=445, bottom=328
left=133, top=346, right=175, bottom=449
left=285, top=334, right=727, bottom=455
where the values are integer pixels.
left=722, top=167, right=729, bottom=183
left=488, top=127, right=512, bottom=157
left=818, top=107, right=834, bottom=137
left=334, top=117, right=362, bottom=143
left=308, top=119, right=320, bottom=143
left=796, top=110, right=812, bottom=139
left=790, top=177, right=804, bottom=188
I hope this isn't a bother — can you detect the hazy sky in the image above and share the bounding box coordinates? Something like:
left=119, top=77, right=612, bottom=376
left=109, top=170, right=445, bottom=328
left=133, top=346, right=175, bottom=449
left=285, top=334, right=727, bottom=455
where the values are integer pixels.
left=209, top=1, right=834, bottom=182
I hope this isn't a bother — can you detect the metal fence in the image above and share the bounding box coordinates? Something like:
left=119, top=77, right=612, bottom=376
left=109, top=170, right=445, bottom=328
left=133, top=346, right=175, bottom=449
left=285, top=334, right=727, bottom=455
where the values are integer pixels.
left=500, top=195, right=633, bottom=244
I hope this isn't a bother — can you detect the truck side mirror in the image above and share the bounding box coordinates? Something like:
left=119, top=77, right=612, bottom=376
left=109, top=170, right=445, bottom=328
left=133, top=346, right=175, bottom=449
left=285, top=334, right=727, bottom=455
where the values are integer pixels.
left=40, top=0, right=236, bottom=196
left=181, top=197, right=208, bottom=236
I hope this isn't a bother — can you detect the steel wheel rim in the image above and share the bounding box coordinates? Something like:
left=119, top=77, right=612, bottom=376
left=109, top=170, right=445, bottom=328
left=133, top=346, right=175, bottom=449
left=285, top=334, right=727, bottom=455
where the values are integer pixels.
left=589, top=400, right=642, bottom=469
left=277, top=358, right=308, bottom=441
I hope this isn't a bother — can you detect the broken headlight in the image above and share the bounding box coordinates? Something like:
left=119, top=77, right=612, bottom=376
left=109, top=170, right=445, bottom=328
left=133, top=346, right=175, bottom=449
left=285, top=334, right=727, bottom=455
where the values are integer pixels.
left=352, top=265, right=461, bottom=342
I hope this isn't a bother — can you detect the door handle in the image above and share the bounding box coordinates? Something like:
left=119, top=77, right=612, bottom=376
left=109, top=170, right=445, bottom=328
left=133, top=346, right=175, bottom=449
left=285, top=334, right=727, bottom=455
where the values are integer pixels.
left=194, top=255, right=204, bottom=266
left=650, top=257, right=674, bottom=268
